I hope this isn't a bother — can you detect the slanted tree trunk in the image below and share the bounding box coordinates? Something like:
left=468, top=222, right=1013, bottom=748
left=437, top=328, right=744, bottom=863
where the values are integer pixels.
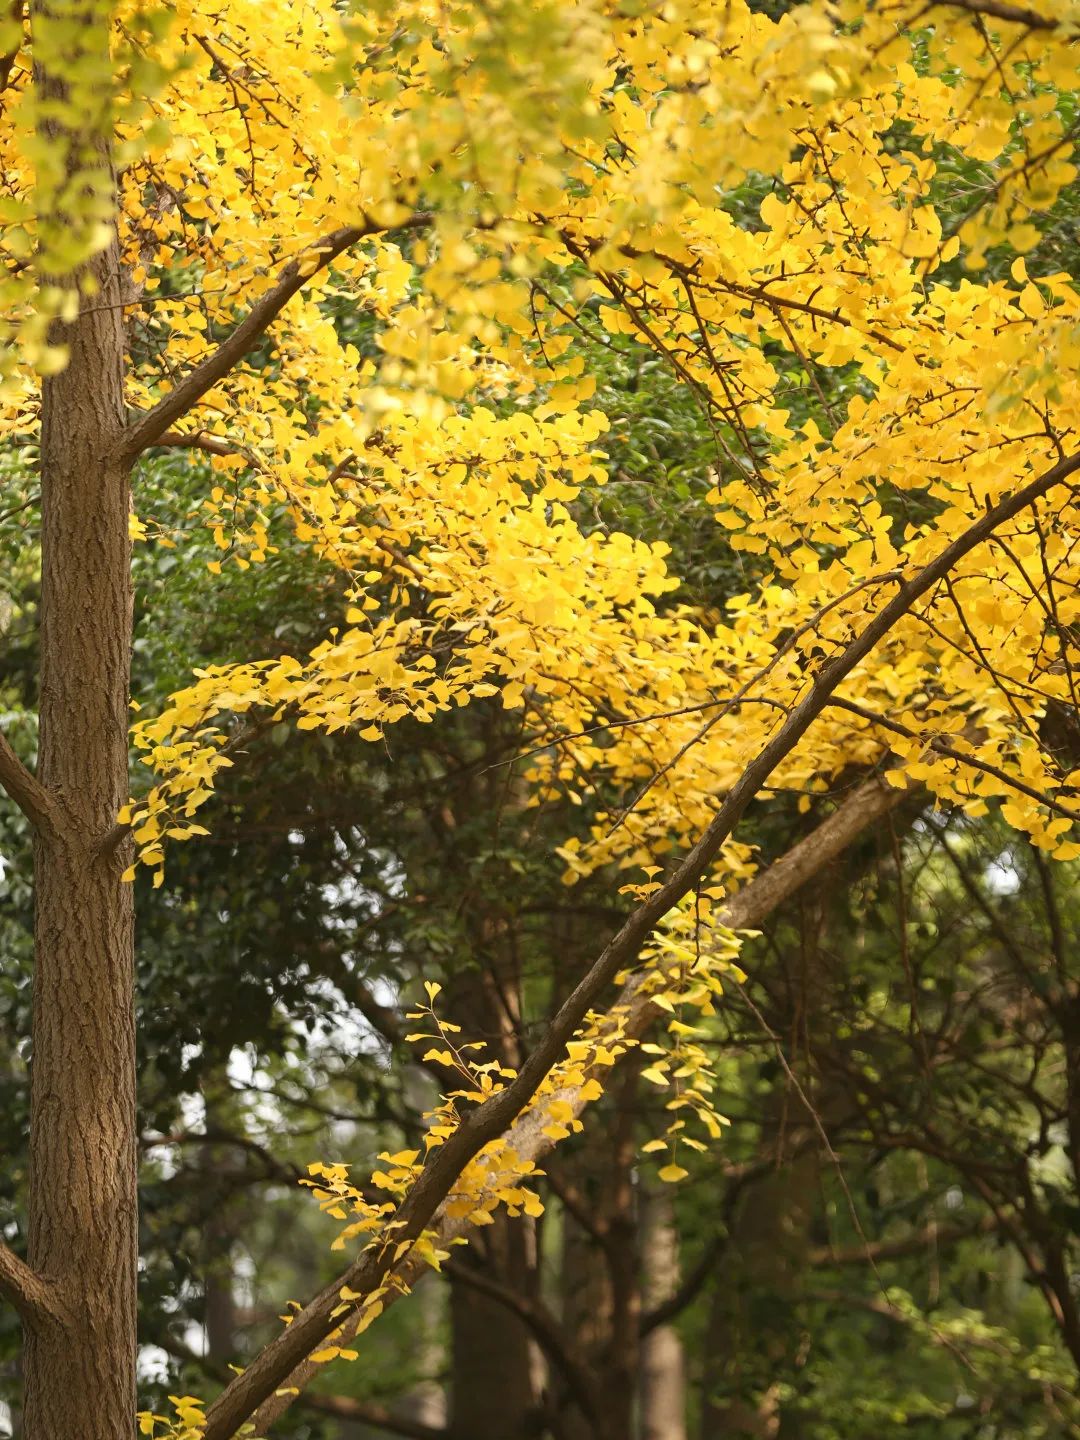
left=23, top=5, right=136, bottom=1435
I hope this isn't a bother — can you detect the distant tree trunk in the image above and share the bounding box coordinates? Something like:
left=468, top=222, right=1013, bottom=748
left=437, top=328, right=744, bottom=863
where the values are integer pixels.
left=639, top=1187, right=686, bottom=1440
left=2, top=1351, right=24, bottom=1439
left=397, top=1278, right=447, bottom=1429
left=201, top=1079, right=239, bottom=1368
left=23, top=6, right=136, bottom=1436
left=450, top=1212, right=536, bottom=1438
left=699, top=1144, right=817, bottom=1440
left=448, top=903, right=537, bottom=1439
left=701, top=888, right=831, bottom=1440
left=558, top=1063, right=641, bottom=1440
left=204, top=1252, right=237, bottom=1372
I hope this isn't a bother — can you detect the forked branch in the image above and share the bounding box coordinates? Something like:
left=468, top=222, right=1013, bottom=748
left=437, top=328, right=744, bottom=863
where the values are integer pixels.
left=301, top=1394, right=458, bottom=1440
left=445, top=1259, right=602, bottom=1422
left=116, top=213, right=430, bottom=464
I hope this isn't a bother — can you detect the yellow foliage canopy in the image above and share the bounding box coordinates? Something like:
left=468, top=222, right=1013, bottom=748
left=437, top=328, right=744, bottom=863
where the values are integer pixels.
left=34, top=0, right=1072, bottom=878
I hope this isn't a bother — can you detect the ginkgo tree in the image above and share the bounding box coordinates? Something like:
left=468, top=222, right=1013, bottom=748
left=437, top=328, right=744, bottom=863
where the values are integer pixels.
left=1, top=0, right=1080, bottom=1437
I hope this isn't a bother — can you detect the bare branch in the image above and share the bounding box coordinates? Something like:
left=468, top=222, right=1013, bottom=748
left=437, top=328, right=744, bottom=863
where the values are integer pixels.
left=115, top=214, right=430, bottom=464
left=141, top=1128, right=303, bottom=1186
left=639, top=1233, right=724, bottom=1335
left=301, top=1393, right=457, bottom=1440
left=721, top=774, right=916, bottom=929
left=204, top=446, right=1080, bottom=1440
left=804, top=1286, right=1016, bottom=1355
left=617, top=1160, right=1003, bottom=1334
left=0, top=729, right=66, bottom=836
left=808, top=1212, right=1004, bottom=1268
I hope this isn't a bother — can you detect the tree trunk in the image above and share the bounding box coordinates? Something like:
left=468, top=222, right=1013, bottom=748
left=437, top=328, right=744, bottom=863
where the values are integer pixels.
left=701, top=896, right=830, bottom=1440
left=450, top=1212, right=536, bottom=1438
left=24, top=6, right=136, bottom=1432
left=447, top=856, right=538, bottom=1440
left=557, top=1065, right=641, bottom=1440
left=639, top=1188, right=686, bottom=1440
left=700, top=1148, right=816, bottom=1440
left=558, top=1192, right=605, bottom=1440
left=200, top=1108, right=238, bottom=1368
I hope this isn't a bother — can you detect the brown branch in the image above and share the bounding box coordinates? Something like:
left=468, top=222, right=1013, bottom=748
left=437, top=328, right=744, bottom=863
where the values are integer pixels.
left=828, top=696, right=1080, bottom=824
left=721, top=774, right=917, bottom=929
left=156, top=1331, right=460, bottom=1440
left=638, top=1139, right=827, bottom=1333
left=115, top=214, right=430, bottom=464
left=204, top=443, right=1080, bottom=1440
left=301, top=1393, right=457, bottom=1440
left=0, top=729, right=66, bottom=836
left=637, top=1164, right=1006, bottom=1331
left=543, top=1160, right=610, bottom=1247
left=0, top=491, right=40, bottom=524
left=808, top=1212, right=1003, bottom=1267
left=928, top=0, right=1066, bottom=29
left=351, top=978, right=407, bottom=1047
left=726, top=280, right=906, bottom=354
left=805, top=1284, right=1039, bottom=1369
left=0, top=1242, right=65, bottom=1330
left=639, top=1234, right=724, bottom=1335
left=141, top=1128, right=303, bottom=1186
left=154, top=429, right=248, bottom=458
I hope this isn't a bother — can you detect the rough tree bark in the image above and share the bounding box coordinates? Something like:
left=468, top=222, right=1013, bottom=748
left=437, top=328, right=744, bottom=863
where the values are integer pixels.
left=21, top=4, right=137, bottom=1435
